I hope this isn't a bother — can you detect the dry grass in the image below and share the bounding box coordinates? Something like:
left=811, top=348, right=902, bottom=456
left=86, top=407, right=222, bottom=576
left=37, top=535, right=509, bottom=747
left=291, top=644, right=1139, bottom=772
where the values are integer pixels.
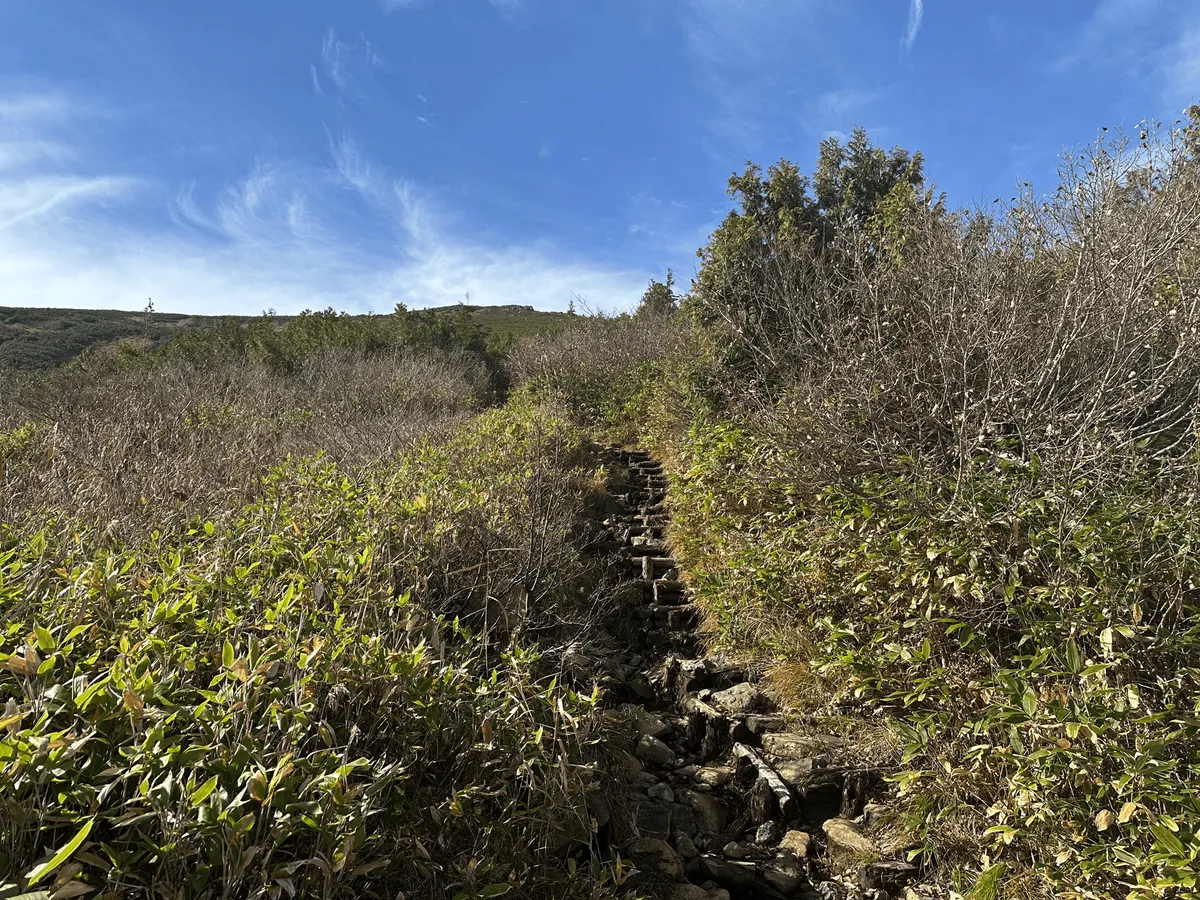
left=0, top=348, right=489, bottom=539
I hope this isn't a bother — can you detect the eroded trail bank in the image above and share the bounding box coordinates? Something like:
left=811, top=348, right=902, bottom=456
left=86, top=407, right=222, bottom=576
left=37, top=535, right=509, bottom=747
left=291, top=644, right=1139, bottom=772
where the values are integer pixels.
left=590, top=446, right=926, bottom=900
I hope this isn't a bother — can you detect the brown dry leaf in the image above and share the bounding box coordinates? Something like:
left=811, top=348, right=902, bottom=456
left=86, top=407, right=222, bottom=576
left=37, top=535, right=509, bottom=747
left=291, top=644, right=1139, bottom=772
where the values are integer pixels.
left=51, top=882, right=96, bottom=899
left=123, top=689, right=144, bottom=724
left=3, top=653, right=34, bottom=676
left=1118, top=801, right=1140, bottom=824
left=2, top=698, right=23, bottom=736
left=1094, top=808, right=1117, bottom=831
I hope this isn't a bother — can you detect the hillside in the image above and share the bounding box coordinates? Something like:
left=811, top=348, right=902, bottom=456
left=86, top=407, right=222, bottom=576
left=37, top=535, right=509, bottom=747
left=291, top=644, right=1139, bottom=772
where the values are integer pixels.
left=3, top=116, right=1200, bottom=900
left=0, top=303, right=570, bottom=369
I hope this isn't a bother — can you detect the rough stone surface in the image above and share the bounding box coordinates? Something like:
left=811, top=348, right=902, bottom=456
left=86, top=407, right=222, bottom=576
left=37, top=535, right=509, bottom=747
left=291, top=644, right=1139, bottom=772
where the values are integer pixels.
left=629, top=837, right=684, bottom=879
left=648, top=782, right=676, bottom=803
left=763, top=732, right=847, bottom=759
left=763, top=854, right=807, bottom=893
left=858, top=860, right=918, bottom=892
left=635, top=801, right=674, bottom=838
left=722, top=841, right=746, bottom=859
left=822, top=818, right=878, bottom=857
left=637, top=734, right=678, bottom=767
left=780, top=830, right=812, bottom=858
left=695, top=765, right=734, bottom=787
left=682, top=789, right=727, bottom=835
left=675, top=831, right=699, bottom=859
left=776, top=758, right=818, bottom=787
left=756, top=821, right=780, bottom=844
left=670, top=802, right=699, bottom=837
left=638, top=712, right=672, bottom=740
left=698, top=857, right=787, bottom=897
left=670, top=886, right=730, bottom=900
left=711, top=682, right=772, bottom=715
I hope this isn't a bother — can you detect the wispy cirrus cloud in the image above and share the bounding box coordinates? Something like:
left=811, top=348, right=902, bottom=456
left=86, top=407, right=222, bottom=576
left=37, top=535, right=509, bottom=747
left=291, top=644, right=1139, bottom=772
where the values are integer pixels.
left=903, top=0, right=924, bottom=52
left=0, top=89, right=648, bottom=314
left=680, top=0, right=823, bottom=147
left=1057, top=0, right=1200, bottom=109
left=313, top=28, right=384, bottom=101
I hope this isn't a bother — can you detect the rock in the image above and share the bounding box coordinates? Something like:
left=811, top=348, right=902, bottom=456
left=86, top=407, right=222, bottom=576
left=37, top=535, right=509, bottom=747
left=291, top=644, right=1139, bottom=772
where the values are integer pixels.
left=746, top=714, right=787, bottom=734
left=670, top=886, right=730, bottom=900
left=763, top=853, right=807, bottom=893
left=635, top=801, right=674, bottom=838
left=840, top=771, right=870, bottom=819
left=629, top=837, right=684, bottom=879
left=674, top=831, right=699, bottom=859
left=648, top=782, right=676, bottom=803
left=860, top=803, right=888, bottom=825
left=628, top=674, right=657, bottom=701
left=637, top=734, right=678, bottom=767
left=722, top=841, right=746, bottom=859
left=858, top=861, right=918, bottom=893
left=749, top=776, right=779, bottom=825
left=811, top=883, right=846, bottom=900
left=588, top=794, right=612, bottom=830
left=698, top=857, right=786, bottom=898
left=695, top=765, right=734, bottom=787
left=622, top=751, right=644, bottom=775
left=711, top=682, right=772, bottom=715
left=634, top=772, right=659, bottom=792
left=776, top=758, right=818, bottom=787
left=762, top=733, right=847, bottom=759
left=756, top=821, right=780, bottom=844
left=562, top=645, right=598, bottom=678
left=822, top=818, right=878, bottom=857
left=670, top=802, right=699, bottom=837
left=638, top=712, right=672, bottom=740
left=780, top=830, right=812, bottom=858
left=682, top=789, right=727, bottom=835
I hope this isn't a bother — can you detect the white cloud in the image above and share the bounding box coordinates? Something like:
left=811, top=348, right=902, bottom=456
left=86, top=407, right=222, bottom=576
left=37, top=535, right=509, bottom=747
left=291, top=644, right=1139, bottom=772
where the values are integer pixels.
left=318, top=28, right=383, bottom=101
left=681, top=0, right=821, bottom=146
left=1058, top=0, right=1200, bottom=108
left=1165, top=18, right=1200, bottom=108
left=0, top=92, right=649, bottom=315
left=903, top=0, right=924, bottom=51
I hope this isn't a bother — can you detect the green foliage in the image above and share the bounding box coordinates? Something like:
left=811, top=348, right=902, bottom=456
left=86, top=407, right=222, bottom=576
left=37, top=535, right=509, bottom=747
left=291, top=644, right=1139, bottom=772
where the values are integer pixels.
left=664, top=412, right=1200, bottom=897
left=0, top=304, right=569, bottom=373
left=635, top=272, right=677, bottom=319
left=0, top=402, right=626, bottom=898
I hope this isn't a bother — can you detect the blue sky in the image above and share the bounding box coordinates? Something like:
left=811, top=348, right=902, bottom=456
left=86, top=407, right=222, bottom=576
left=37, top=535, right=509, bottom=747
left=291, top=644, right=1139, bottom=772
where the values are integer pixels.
left=0, top=1, right=1197, bottom=315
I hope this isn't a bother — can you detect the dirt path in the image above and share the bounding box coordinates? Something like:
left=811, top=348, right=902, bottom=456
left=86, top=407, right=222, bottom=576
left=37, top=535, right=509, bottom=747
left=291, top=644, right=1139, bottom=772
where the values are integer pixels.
left=594, top=446, right=921, bottom=900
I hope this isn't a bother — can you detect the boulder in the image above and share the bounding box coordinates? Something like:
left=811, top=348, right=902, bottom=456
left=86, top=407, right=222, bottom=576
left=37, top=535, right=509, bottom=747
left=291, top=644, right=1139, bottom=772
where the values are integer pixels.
left=638, top=712, right=673, bottom=740
left=671, top=886, right=730, bottom=900
left=637, top=734, right=678, bottom=767
left=674, top=831, right=699, bottom=859
left=695, top=765, right=734, bottom=787
left=756, top=821, right=780, bottom=844
left=762, top=733, right=847, bottom=760
left=721, top=842, right=747, bottom=859
left=858, top=860, right=918, bottom=893
left=821, top=818, right=877, bottom=857
left=635, top=800, right=674, bottom=838
left=649, top=782, right=676, bottom=803
left=681, top=789, right=728, bottom=835
left=629, top=838, right=684, bottom=879
left=780, top=830, right=812, bottom=859
left=711, top=682, right=773, bottom=715
left=775, top=758, right=818, bottom=788
left=763, top=853, right=808, bottom=894
left=698, top=857, right=788, bottom=898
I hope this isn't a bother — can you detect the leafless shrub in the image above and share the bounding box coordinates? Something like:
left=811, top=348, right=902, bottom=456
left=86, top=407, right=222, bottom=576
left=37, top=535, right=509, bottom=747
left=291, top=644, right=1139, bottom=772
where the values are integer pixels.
left=703, top=121, right=1200, bottom=496
left=0, top=347, right=489, bottom=538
